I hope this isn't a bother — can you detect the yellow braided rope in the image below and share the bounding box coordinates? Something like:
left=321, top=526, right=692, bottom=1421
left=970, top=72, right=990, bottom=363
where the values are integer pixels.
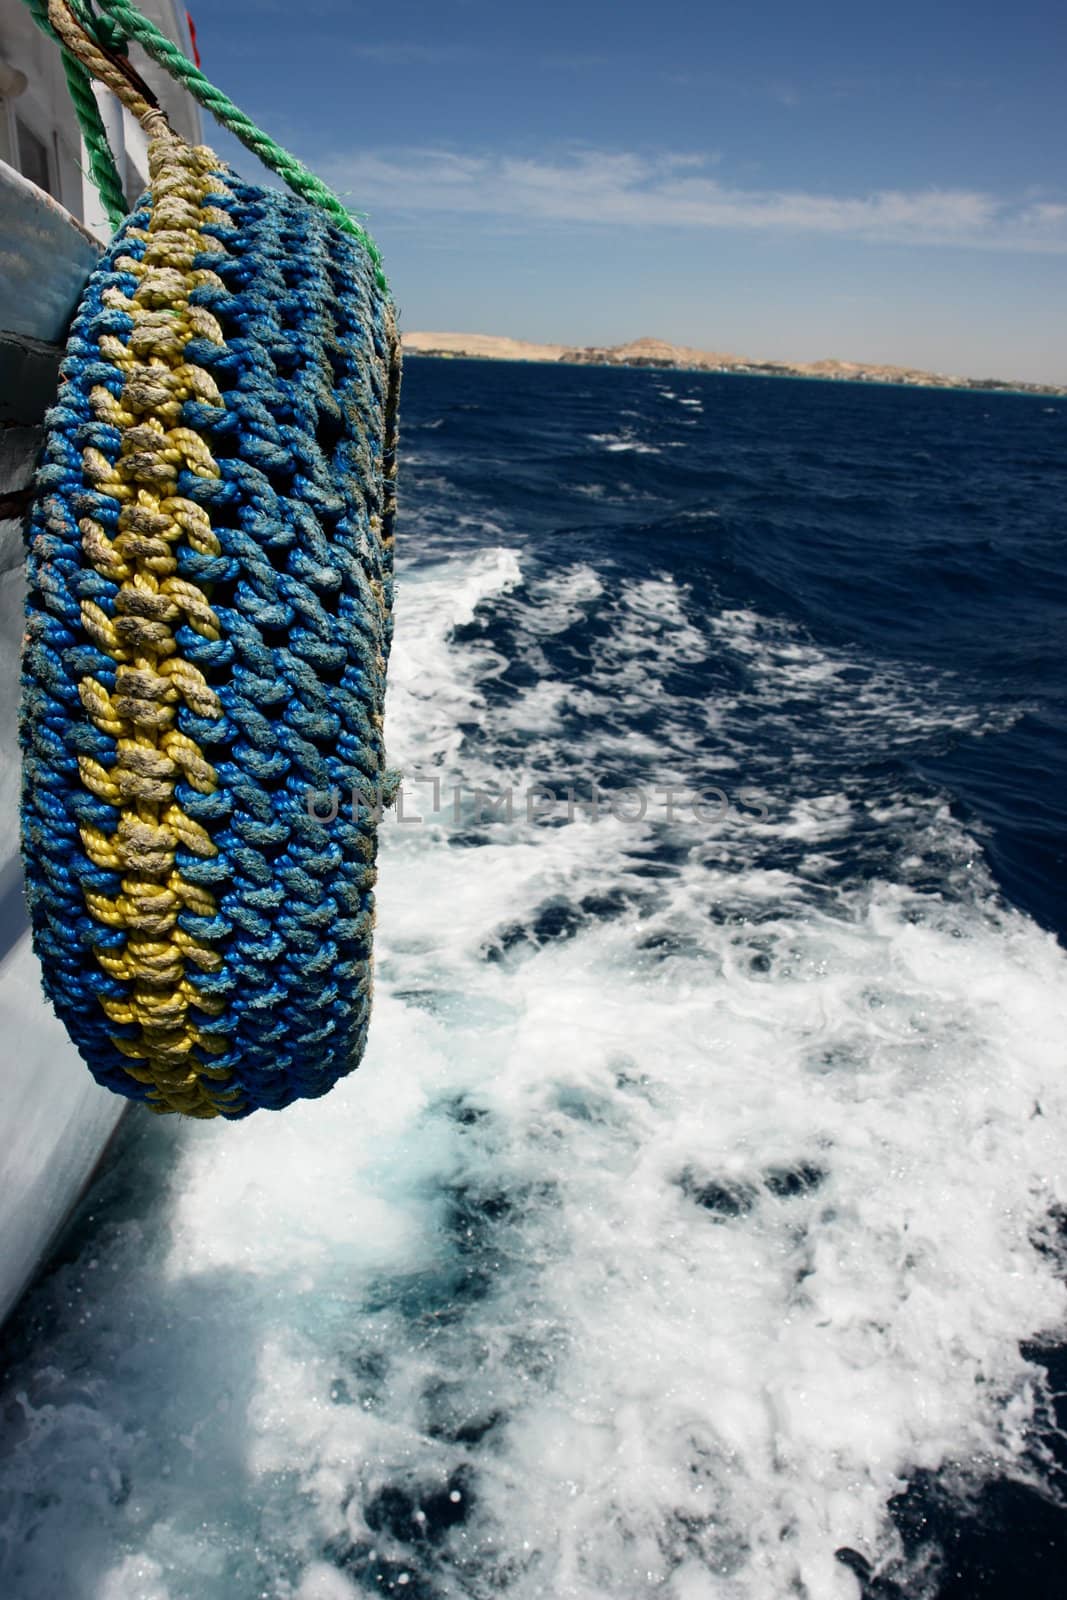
left=65, top=133, right=244, bottom=1116
left=47, top=0, right=165, bottom=131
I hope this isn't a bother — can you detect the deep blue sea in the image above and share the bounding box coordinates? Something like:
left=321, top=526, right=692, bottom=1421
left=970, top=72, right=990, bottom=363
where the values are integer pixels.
left=2, top=358, right=1066, bottom=1600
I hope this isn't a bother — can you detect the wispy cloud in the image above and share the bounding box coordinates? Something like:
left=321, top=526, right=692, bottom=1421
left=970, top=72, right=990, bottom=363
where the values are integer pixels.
left=659, top=69, right=993, bottom=105
left=321, top=148, right=1067, bottom=253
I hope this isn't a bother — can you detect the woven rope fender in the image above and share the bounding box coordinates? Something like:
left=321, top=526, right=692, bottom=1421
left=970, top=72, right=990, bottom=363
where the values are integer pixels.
left=19, top=132, right=400, bottom=1118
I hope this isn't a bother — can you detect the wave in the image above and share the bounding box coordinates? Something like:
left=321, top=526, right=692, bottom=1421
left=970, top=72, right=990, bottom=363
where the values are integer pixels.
left=3, top=541, right=1066, bottom=1600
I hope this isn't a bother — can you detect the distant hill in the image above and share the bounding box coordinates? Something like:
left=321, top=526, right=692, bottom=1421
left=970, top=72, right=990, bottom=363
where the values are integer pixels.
left=401, top=331, right=1066, bottom=397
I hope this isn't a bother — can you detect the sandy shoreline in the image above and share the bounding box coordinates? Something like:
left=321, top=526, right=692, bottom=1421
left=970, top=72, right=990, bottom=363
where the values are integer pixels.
left=401, top=331, right=1066, bottom=397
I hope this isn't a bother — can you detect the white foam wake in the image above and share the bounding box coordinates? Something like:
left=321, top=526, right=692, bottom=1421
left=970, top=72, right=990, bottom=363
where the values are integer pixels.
left=1, top=548, right=1065, bottom=1600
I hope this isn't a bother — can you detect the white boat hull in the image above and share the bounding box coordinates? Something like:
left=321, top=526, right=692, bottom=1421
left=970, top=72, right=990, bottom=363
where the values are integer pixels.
left=0, top=156, right=127, bottom=1325
left=0, top=0, right=204, bottom=1324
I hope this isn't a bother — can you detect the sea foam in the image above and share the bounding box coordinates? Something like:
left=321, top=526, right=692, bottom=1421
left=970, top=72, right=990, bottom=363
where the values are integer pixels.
left=1, top=538, right=1065, bottom=1600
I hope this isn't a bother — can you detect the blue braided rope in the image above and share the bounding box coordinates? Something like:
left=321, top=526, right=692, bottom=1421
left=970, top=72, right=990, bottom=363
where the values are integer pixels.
left=20, top=151, right=401, bottom=1117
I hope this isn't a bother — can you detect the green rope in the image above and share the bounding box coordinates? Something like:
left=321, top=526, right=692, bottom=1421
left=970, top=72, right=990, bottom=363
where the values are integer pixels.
left=19, top=0, right=388, bottom=294
left=22, top=0, right=128, bottom=226
left=58, top=48, right=128, bottom=225
left=93, top=0, right=388, bottom=292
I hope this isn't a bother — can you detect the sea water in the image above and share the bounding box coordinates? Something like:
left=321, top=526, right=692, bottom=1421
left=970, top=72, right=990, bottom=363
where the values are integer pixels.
left=1, top=362, right=1065, bottom=1600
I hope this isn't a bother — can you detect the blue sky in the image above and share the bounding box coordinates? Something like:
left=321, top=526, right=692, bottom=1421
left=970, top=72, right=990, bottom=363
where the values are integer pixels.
left=191, top=0, right=1066, bottom=381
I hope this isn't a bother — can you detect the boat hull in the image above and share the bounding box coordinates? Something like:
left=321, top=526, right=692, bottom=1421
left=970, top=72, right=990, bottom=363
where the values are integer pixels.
left=0, top=158, right=125, bottom=1326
